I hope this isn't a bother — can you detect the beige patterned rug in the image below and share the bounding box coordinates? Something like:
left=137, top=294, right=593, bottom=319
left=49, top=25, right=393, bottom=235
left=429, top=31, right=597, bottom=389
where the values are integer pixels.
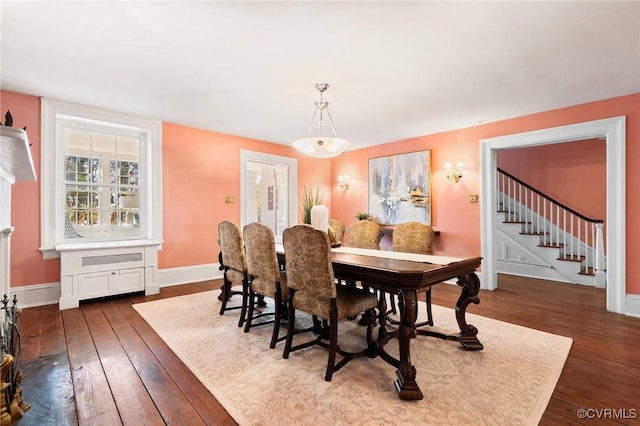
left=133, top=290, right=572, bottom=426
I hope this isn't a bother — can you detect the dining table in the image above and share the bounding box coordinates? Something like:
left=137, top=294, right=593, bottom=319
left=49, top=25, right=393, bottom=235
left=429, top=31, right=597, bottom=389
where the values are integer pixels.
left=275, top=243, right=484, bottom=401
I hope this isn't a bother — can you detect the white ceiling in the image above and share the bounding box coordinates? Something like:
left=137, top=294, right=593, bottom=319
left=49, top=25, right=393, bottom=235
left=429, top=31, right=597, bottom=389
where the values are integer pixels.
left=1, top=1, right=639, bottom=151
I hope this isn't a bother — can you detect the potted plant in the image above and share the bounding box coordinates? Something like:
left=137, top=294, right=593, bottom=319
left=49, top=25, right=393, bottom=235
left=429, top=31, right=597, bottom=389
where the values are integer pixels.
left=354, top=212, right=370, bottom=221
left=300, top=186, right=323, bottom=224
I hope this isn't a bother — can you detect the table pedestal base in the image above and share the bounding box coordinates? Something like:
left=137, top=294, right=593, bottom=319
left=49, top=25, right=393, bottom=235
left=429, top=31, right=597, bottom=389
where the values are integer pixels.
left=378, top=271, right=484, bottom=400
left=394, top=368, right=424, bottom=400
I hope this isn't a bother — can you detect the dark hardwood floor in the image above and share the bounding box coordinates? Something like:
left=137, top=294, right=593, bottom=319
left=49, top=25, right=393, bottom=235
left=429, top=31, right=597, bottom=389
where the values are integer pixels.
left=16, top=274, right=640, bottom=425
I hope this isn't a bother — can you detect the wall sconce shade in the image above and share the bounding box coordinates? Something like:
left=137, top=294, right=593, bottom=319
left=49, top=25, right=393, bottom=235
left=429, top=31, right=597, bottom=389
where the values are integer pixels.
left=292, top=83, right=351, bottom=158
left=445, top=162, right=464, bottom=182
left=338, top=174, right=350, bottom=190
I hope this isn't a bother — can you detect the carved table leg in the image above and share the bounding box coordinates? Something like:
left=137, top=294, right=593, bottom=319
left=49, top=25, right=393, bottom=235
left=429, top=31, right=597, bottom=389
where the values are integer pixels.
left=455, top=273, right=484, bottom=350
left=377, top=287, right=389, bottom=341
left=393, top=289, right=424, bottom=400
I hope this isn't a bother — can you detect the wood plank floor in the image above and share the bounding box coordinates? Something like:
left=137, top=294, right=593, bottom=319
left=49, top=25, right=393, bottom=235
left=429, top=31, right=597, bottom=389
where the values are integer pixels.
left=16, top=275, right=640, bottom=425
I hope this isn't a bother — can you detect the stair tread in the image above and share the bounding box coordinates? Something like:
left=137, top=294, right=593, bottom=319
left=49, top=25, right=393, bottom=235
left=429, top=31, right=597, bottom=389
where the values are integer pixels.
left=557, top=255, right=585, bottom=262
left=579, top=267, right=596, bottom=276
left=497, top=203, right=597, bottom=285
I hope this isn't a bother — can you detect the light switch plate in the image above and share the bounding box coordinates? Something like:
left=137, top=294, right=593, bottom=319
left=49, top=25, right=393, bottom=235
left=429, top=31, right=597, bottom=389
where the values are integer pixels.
left=469, top=194, right=479, bottom=203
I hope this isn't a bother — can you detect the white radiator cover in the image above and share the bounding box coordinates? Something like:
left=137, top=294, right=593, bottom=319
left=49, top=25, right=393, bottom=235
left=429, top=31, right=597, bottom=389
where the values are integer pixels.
left=58, top=244, right=160, bottom=309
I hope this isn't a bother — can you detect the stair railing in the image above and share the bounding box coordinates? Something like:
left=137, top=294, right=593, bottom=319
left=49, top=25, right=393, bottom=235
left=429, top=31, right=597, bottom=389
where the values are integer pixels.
left=497, top=168, right=605, bottom=287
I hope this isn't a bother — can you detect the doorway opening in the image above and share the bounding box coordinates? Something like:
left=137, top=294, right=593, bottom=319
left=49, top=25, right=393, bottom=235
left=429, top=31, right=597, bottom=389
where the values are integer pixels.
left=240, top=151, right=297, bottom=241
left=480, top=117, right=626, bottom=314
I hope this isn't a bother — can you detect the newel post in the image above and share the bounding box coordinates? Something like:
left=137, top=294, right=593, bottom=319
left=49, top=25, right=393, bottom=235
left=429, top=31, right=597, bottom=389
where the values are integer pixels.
left=594, top=223, right=606, bottom=288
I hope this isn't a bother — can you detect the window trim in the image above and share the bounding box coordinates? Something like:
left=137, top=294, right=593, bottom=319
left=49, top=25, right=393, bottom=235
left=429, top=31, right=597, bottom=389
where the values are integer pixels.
left=40, top=98, right=163, bottom=259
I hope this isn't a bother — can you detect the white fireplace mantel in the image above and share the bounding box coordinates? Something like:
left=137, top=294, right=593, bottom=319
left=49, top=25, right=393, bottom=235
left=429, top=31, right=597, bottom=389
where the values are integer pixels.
left=0, top=126, right=36, bottom=183
left=1, top=126, right=37, bottom=300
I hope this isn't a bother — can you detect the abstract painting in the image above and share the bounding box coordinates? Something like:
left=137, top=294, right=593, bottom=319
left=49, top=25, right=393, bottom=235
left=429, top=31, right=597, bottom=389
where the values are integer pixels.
left=368, top=150, right=431, bottom=225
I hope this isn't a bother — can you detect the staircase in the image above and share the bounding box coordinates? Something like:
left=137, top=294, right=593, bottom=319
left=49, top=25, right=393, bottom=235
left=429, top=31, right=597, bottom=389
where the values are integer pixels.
left=495, top=168, right=605, bottom=288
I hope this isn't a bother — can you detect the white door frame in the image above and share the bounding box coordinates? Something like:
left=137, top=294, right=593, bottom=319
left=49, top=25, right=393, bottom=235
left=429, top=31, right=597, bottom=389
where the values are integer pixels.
left=480, top=116, right=626, bottom=314
left=240, top=150, right=298, bottom=241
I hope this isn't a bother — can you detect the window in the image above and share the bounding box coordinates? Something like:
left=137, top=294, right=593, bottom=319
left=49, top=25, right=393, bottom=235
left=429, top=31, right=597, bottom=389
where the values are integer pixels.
left=41, top=99, right=162, bottom=258
left=63, top=126, right=141, bottom=239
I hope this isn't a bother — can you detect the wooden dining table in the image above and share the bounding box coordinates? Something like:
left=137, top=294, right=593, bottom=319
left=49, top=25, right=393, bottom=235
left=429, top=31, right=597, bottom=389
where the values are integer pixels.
left=275, top=244, right=484, bottom=401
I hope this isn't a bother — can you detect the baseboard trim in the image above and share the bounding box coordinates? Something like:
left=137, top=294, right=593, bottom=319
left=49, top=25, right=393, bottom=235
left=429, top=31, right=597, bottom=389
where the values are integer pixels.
left=7, top=264, right=639, bottom=317
left=497, top=262, right=574, bottom=284
left=625, top=294, right=640, bottom=318
left=155, top=263, right=224, bottom=287
left=10, top=282, right=60, bottom=308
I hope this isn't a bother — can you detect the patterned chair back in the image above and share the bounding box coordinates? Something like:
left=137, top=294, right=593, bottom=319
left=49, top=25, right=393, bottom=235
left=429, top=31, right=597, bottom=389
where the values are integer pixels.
left=283, top=224, right=336, bottom=300
left=328, top=219, right=345, bottom=245
left=348, top=220, right=381, bottom=249
left=243, top=222, right=283, bottom=297
left=218, top=220, right=247, bottom=274
left=392, top=221, right=435, bottom=254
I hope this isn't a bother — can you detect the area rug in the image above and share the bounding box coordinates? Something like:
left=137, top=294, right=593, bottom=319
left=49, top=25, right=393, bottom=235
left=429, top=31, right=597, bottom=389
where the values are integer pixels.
left=133, top=290, right=572, bottom=426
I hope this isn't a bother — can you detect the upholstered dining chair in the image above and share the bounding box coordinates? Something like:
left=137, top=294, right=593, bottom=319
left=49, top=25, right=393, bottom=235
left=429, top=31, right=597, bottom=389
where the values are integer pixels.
left=218, top=220, right=250, bottom=327
left=392, top=221, right=435, bottom=255
left=282, top=224, right=378, bottom=381
left=347, top=219, right=380, bottom=249
left=344, top=219, right=381, bottom=321
left=391, top=221, right=436, bottom=326
left=242, top=222, right=289, bottom=348
left=328, top=219, right=345, bottom=247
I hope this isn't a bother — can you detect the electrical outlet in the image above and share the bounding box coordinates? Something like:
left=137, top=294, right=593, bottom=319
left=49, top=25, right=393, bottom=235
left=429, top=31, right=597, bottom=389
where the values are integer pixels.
left=469, top=194, right=479, bottom=203
left=225, top=195, right=234, bottom=203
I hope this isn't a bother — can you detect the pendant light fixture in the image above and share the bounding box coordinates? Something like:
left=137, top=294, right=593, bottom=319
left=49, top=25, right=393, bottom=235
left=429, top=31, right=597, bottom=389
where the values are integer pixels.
left=292, top=83, right=351, bottom=158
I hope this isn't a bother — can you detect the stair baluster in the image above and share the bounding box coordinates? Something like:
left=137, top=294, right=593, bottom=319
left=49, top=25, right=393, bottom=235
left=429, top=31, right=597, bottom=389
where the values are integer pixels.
left=496, top=168, right=605, bottom=286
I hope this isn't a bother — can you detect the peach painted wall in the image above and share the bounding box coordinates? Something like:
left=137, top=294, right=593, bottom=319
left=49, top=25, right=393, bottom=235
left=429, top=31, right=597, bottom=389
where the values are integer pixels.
left=330, top=93, right=640, bottom=295
left=160, top=123, right=332, bottom=268
left=0, top=91, right=61, bottom=286
left=330, top=131, right=483, bottom=256
left=2, top=89, right=639, bottom=296
left=1, top=90, right=332, bottom=286
left=497, top=139, right=606, bottom=221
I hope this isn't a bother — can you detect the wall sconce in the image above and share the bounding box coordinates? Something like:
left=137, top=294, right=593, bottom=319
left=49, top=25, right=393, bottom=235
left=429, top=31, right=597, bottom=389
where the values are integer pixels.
left=444, top=162, right=464, bottom=182
left=338, top=174, right=350, bottom=190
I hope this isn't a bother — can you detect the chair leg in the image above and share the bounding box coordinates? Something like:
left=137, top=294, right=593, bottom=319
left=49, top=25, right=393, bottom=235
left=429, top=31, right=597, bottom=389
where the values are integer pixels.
left=389, top=292, right=398, bottom=315
left=346, top=280, right=358, bottom=320
left=217, top=283, right=226, bottom=301
left=312, top=316, right=323, bottom=333
left=425, top=288, right=433, bottom=326
left=270, top=290, right=283, bottom=349
left=237, top=278, right=249, bottom=327
left=219, top=277, right=231, bottom=315
left=282, top=298, right=296, bottom=359
left=325, top=308, right=339, bottom=382
left=257, top=294, right=267, bottom=307
left=365, top=308, right=376, bottom=355
left=244, top=290, right=255, bottom=333
left=378, top=289, right=398, bottom=317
